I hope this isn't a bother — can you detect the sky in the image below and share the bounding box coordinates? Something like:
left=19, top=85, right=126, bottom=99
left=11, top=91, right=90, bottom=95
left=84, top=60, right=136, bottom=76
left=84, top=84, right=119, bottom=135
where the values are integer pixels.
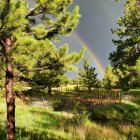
left=29, top=0, right=126, bottom=79
left=57, top=0, right=126, bottom=79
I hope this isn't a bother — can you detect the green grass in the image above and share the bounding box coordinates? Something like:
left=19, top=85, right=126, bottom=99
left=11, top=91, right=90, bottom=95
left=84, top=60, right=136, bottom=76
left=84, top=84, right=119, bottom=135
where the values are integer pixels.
left=0, top=98, right=127, bottom=140
left=0, top=88, right=140, bottom=140
left=129, top=89, right=140, bottom=95
left=129, top=89, right=140, bottom=104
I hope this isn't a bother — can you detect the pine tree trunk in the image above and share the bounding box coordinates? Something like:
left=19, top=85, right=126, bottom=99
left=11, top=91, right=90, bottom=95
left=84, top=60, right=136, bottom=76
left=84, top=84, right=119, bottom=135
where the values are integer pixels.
left=4, top=37, right=15, bottom=140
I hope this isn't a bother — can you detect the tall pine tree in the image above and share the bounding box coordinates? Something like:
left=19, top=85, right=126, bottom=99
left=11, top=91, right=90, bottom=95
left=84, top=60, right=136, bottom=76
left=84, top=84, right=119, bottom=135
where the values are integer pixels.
left=109, top=0, right=140, bottom=90
left=0, top=0, right=80, bottom=139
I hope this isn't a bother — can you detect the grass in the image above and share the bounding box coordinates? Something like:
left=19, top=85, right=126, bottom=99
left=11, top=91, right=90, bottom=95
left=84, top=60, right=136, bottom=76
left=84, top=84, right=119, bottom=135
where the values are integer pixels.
left=0, top=97, right=126, bottom=140
left=0, top=88, right=140, bottom=140
left=129, top=89, right=140, bottom=92
left=129, top=89, right=140, bottom=96
left=129, top=89, right=140, bottom=104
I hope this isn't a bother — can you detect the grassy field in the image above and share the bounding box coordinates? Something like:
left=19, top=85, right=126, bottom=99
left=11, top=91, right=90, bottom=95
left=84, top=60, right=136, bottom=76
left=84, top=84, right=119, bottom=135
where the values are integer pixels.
left=0, top=89, right=140, bottom=140
left=129, top=89, right=140, bottom=94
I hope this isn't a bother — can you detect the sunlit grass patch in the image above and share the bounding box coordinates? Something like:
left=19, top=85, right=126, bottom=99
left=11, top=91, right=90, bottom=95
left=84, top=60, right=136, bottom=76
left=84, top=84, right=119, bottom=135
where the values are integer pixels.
left=1, top=97, right=139, bottom=140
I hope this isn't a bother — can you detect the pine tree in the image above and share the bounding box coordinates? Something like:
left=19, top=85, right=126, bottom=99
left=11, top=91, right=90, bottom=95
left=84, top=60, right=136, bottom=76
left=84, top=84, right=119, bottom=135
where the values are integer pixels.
left=114, top=65, right=137, bottom=92
left=60, top=75, right=69, bottom=91
left=32, top=44, right=85, bottom=94
left=109, top=0, right=140, bottom=90
left=109, top=0, right=140, bottom=67
left=102, top=65, right=118, bottom=91
left=0, top=1, right=27, bottom=139
left=0, top=0, right=80, bottom=139
left=79, top=58, right=98, bottom=94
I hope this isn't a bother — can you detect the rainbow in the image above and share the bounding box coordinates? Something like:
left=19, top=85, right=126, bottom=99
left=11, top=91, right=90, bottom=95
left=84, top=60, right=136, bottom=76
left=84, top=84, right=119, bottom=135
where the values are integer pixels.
left=73, top=31, right=105, bottom=77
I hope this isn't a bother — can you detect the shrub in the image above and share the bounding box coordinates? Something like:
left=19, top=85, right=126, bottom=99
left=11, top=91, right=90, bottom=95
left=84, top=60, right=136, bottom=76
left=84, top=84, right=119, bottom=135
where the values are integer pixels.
left=90, top=103, right=140, bottom=124
left=72, top=101, right=89, bottom=125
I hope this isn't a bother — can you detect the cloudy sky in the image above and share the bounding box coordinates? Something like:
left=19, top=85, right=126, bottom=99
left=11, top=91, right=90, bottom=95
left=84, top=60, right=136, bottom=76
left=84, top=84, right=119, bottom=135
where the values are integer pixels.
left=29, top=0, right=126, bottom=79
left=57, top=0, right=126, bottom=79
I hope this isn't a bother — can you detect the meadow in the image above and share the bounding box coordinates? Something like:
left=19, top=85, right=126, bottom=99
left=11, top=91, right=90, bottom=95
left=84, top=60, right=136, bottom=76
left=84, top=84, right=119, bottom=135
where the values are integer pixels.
left=0, top=88, right=140, bottom=140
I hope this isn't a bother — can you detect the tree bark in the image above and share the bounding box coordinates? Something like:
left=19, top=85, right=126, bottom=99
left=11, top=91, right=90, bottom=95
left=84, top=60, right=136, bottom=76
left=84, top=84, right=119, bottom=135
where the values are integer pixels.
left=4, top=37, right=15, bottom=140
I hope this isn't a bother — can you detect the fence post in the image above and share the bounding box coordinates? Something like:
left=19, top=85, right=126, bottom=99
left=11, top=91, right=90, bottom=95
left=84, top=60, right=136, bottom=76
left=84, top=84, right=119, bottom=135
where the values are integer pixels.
left=115, top=90, right=116, bottom=103
left=119, top=90, right=121, bottom=103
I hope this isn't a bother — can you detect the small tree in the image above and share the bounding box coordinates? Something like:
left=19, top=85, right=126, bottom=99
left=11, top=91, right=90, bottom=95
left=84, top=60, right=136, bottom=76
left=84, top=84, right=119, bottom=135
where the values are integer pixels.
left=79, top=58, right=98, bottom=94
left=102, top=65, right=118, bottom=91
left=32, top=45, right=85, bottom=94
left=115, top=65, right=137, bottom=93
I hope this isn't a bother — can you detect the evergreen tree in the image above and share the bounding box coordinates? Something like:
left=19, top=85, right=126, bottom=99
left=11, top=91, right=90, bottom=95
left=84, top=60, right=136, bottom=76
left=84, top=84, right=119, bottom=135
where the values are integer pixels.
left=109, top=0, right=140, bottom=90
left=114, top=65, right=136, bottom=92
left=60, top=75, right=69, bottom=91
left=79, top=58, right=98, bottom=94
left=109, top=0, right=140, bottom=67
left=102, top=65, right=118, bottom=91
left=0, top=0, right=80, bottom=139
left=33, top=45, right=85, bottom=94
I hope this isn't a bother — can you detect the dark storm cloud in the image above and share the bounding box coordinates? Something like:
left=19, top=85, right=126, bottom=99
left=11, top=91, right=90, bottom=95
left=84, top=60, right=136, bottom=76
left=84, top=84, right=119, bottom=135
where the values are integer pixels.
left=64, top=0, right=126, bottom=78
left=27, top=0, right=126, bottom=78
left=72, top=0, right=126, bottom=65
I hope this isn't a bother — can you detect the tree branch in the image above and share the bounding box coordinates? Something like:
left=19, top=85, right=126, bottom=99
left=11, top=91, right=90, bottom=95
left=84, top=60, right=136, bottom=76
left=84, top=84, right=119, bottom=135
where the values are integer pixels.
left=26, top=2, right=48, bottom=18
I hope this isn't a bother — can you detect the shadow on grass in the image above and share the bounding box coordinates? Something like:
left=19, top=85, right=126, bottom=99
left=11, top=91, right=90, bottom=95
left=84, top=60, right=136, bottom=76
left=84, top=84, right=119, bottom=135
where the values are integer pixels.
left=0, top=109, right=73, bottom=140
left=90, top=102, right=140, bottom=139
left=0, top=127, right=67, bottom=140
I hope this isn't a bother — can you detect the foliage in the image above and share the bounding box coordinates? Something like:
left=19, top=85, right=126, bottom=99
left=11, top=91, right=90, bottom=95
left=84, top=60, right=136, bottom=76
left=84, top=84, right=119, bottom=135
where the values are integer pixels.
left=0, top=70, right=5, bottom=95
left=32, top=45, right=85, bottom=94
left=60, top=75, right=69, bottom=87
left=72, top=101, right=89, bottom=125
left=109, top=0, right=140, bottom=89
left=91, top=103, right=140, bottom=125
left=102, top=65, right=118, bottom=90
left=79, top=58, right=98, bottom=93
left=0, top=0, right=81, bottom=138
left=109, top=0, right=140, bottom=67
left=0, top=0, right=81, bottom=91
left=114, top=65, right=137, bottom=91
left=136, top=58, right=140, bottom=83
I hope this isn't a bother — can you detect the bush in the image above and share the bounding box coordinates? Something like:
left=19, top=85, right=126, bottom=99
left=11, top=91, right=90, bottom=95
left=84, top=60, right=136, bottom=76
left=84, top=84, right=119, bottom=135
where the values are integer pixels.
left=72, top=101, right=89, bottom=125
left=53, top=98, right=67, bottom=111
left=90, top=103, right=140, bottom=124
